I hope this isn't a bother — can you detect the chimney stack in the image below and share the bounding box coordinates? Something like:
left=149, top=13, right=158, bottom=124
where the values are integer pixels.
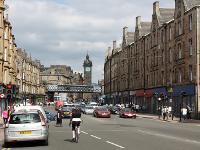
left=153, top=1, right=160, bottom=15
left=113, top=40, right=116, bottom=50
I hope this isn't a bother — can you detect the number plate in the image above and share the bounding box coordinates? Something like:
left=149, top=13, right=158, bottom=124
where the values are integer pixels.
left=19, top=131, right=32, bottom=134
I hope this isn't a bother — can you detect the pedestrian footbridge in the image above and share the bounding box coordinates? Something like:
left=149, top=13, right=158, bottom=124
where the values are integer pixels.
left=47, top=84, right=101, bottom=93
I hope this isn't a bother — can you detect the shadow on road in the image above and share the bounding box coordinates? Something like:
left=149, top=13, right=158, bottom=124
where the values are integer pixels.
left=3, top=141, right=48, bottom=148
left=64, top=139, right=73, bottom=143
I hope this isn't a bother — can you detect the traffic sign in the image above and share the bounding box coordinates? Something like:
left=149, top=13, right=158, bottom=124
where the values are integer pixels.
left=0, top=94, right=5, bottom=98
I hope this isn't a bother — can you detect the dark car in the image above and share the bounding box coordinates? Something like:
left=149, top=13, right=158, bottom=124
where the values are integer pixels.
left=93, top=107, right=111, bottom=118
left=62, top=107, right=72, bottom=118
left=119, top=108, right=136, bottom=118
left=45, top=111, right=56, bottom=121
left=109, top=106, right=119, bottom=114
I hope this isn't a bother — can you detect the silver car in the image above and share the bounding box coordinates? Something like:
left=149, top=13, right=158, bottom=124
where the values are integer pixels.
left=4, top=110, right=49, bottom=146
left=83, top=106, right=94, bottom=114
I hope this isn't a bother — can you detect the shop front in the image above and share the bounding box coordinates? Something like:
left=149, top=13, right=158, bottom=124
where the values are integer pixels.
left=171, top=84, right=196, bottom=118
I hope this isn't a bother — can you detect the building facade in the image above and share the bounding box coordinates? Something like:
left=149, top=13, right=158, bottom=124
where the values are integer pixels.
left=40, top=65, right=84, bottom=101
left=0, top=0, right=45, bottom=113
left=104, top=0, right=200, bottom=119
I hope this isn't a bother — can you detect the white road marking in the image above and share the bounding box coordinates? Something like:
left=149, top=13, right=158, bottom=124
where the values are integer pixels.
left=196, top=124, right=200, bottom=127
left=90, top=135, right=102, bottom=140
left=106, top=141, right=125, bottom=149
left=137, top=129, right=200, bottom=145
left=81, top=131, right=89, bottom=134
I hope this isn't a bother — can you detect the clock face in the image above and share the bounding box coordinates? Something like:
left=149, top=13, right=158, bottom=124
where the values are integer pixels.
left=86, top=67, right=91, bottom=71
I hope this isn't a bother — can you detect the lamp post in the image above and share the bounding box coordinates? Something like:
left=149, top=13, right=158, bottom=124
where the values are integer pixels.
left=158, top=97, right=162, bottom=119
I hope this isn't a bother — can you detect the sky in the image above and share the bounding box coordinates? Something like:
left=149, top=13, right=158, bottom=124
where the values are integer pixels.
left=6, top=0, right=174, bottom=83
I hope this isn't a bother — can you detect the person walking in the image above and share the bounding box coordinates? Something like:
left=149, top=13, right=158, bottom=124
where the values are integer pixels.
left=182, top=107, right=187, bottom=120
left=56, top=107, right=63, bottom=126
left=2, top=108, right=9, bottom=125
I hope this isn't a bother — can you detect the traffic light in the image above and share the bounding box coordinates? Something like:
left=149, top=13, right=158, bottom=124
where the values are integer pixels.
left=6, top=84, right=13, bottom=99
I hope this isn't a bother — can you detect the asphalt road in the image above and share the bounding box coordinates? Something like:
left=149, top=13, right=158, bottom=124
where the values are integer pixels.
left=1, top=106, right=200, bottom=150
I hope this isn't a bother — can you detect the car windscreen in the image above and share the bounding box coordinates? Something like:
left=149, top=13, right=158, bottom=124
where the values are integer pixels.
left=86, top=106, right=93, bottom=109
left=124, top=108, right=132, bottom=112
left=9, top=113, right=41, bottom=124
left=62, top=107, right=72, bottom=111
left=98, top=108, right=108, bottom=111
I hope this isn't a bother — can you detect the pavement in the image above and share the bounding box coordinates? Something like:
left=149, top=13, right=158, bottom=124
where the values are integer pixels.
left=137, top=113, right=200, bottom=124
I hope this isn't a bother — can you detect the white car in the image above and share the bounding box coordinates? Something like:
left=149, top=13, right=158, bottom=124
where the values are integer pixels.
left=89, top=102, right=98, bottom=108
left=4, top=110, right=49, bottom=146
left=83, top=106, right=94, bottom=114
left=14, top=105, right=47, bottom=122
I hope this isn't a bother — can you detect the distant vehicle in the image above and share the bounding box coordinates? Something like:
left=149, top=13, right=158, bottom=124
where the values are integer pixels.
left=93, top=107, right=111, bottom=118
left=62, top=107, right=72, bottom=118
left=63, top=103, right=75, bottom=108
left=119, top=108, right=136, bottom=119
left=4, top=110, right=49, bottom=146
left=45, top=111, right=56, bottom=121
left=83, top=106, right=94, bottom=114
left=89, top=102, right=98, bottom=108
left=55, top=101, right=64, bottom=110
left=109, top=106, right=119, bottom=114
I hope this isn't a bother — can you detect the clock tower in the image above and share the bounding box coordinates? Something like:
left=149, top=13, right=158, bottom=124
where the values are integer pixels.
left=83, top=54, right=92, bottom=85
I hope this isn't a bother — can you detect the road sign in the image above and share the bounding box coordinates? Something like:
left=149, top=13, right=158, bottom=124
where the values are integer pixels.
left=0, top=94, right=5, bottom=98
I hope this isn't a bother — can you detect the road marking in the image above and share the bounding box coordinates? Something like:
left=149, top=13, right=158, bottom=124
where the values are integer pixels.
left=81, top=131, right=89, bottom=134
left=90, top=135, right=102, bottom=140
left=137, top=129, right=200, bottom=145
left=106, top=141, right=125, bottom=149
left=196, top=124, right=200, bottom=127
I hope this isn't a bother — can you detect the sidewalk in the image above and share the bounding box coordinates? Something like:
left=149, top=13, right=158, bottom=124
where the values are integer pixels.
left=137, top=113, right=200, bottom=124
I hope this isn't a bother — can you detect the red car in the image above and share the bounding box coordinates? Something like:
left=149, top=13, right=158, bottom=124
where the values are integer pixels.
left=93, top=107, right=111, bottom=118
left=119, top=108, right=136, bottom=118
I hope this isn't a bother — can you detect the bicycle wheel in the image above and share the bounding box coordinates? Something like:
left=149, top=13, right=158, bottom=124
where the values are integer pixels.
left=75, top=126, right=79, bottom=143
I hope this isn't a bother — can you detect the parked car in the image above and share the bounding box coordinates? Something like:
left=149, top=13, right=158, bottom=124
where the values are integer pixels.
left=89, top=102, right=98, bottom=108
left=119, top=108, right=136, bottom=118
left=45, top=111, right=56, bottom=121
left=83, top=106, right=94, bottom=114
left=62, top=107, right=72, bottom=118
left=4, top=109, right=49, bottom=146
left=109, top=106, right=119, bottom=114
left=93, top=107, right=111, bottom=118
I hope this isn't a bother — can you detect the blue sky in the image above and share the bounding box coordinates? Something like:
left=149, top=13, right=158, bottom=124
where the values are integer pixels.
left=6, top=0, right=174, bottom=83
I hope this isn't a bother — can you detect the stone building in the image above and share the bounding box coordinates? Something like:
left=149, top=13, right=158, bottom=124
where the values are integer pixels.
left=0, top=0, right=45, bottom=112
left=104, top=0, right=200, bottom=118
left=16, top=49, right=45, bottom=104
left=40, top=65, right=84, bottom=101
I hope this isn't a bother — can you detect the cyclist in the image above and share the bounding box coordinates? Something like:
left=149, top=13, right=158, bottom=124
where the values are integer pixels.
left=69, top=108, right=82, bottom=142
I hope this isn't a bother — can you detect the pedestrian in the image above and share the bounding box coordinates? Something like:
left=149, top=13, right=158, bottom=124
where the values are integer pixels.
left=182, top=107, right=187, bottom=120
left=56, top=107, right=63, bottom=126
left=157, top=106, right=161, bottom=119
left=162, top=106, right=167, bottom=120
left=2, top=108, right=9, bottom=125
left=186, top=105, right=192, bottom=119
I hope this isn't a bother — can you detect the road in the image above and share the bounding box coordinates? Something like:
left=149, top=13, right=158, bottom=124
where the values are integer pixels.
left=1, top=106, right=200, bottom=150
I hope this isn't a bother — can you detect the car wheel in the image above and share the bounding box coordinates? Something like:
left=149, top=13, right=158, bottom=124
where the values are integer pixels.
left=133, top=116, right=136, bottom=119
left=4, top=142, right=10, bottom=148
left=42, top=138, right=48, bottom=146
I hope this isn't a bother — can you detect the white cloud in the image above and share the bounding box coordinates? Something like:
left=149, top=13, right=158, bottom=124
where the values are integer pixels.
left=6, top=0, right=174, bottom=83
